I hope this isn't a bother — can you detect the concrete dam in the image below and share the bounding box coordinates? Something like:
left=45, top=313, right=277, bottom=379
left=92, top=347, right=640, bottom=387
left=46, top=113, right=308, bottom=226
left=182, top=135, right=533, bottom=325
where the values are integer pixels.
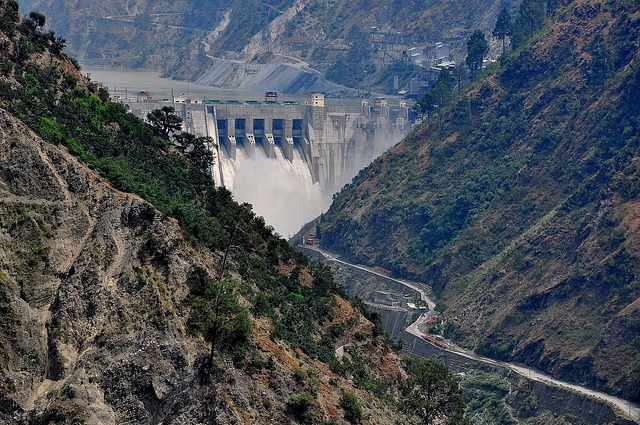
left=125, top=93, right=412, bottom=235
left=129, top=94, right=412, bottom=193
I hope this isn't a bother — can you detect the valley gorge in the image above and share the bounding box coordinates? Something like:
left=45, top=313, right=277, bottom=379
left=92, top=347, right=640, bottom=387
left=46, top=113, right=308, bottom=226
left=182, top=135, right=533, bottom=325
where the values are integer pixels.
left=1, top=0, right=640, bottom=423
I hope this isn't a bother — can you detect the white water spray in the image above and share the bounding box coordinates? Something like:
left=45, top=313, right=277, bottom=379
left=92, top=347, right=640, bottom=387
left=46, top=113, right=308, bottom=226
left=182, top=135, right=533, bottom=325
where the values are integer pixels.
left=216, top=145, right=327, bottom=238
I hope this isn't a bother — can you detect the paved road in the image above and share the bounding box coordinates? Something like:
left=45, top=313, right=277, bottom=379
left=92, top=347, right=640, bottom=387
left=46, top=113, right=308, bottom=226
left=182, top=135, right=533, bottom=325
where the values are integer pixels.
left=407, top=313, right=640, bottom=423
left=303, top=244, right=640, bottom=423
left=310, top=246, right=435, bottom=310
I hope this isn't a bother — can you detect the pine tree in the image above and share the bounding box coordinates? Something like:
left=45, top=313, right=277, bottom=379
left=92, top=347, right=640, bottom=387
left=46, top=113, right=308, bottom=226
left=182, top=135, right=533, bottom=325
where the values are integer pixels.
left=146, top=105, right=183, bottom=140
left=512, top=0, right=546, bottom=49
left=401, top=359, right=469, bottom=425
left=27, top=11, right=46, bottom=31
left=186, top=266, right=251, bottom=368
left=466, top=30, right=489, bottom=78
left=493, top=7, right=513, bottom=55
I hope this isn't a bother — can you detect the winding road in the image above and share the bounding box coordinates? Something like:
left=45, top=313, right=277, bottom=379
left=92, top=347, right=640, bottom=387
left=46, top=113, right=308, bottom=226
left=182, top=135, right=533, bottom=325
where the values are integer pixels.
left=303, top=244, right=640, bottom=423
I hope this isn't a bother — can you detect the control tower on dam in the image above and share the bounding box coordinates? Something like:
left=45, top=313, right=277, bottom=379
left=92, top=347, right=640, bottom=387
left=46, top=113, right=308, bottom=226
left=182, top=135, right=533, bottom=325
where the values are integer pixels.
left=128, top=93, right=412, bottom=191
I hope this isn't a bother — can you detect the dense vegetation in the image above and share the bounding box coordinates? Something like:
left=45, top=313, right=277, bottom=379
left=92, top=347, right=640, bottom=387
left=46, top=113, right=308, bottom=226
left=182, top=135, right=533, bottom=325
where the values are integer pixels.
left=318, top=0, right=640, bottom=403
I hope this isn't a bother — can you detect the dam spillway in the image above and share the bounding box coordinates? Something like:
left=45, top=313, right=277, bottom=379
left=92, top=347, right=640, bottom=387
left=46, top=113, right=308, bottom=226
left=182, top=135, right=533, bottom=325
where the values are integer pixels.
left=128, top=94, right=412, bottom=193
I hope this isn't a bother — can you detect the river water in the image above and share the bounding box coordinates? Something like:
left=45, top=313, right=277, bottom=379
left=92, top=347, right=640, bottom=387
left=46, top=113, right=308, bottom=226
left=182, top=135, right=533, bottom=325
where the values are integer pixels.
left=84, top=66, right=335, bottom=237
left=84, top=66, right=363, bottom=106
left=216, top=145, right=327, bottom=238
left=84, top=66, right=293, bottom=102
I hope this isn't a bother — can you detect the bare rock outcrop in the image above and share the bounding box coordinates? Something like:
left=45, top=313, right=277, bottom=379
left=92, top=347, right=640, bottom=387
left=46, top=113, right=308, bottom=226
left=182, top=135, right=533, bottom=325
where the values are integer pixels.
left=0, top=108, right=213, bottom=424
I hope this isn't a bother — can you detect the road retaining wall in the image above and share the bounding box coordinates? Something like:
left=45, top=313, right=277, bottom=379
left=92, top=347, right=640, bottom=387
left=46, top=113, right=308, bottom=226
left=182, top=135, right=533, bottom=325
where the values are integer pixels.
left=403, top=333, right=636, bottom=425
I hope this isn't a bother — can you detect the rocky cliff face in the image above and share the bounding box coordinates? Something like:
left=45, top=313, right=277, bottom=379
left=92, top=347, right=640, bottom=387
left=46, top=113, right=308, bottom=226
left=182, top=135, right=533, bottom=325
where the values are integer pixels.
left=0, top=106, right=410, bottom=424
left=0, top=106, right=205, bottom=423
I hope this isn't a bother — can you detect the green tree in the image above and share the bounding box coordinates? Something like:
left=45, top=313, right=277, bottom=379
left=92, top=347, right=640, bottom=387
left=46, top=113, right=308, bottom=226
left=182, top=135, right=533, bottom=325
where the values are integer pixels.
left=187, top=267, right=251, bottom=366
left=287, top=391, right=315, bottom=423
left=520, top=0, right=545, bottom=36
left=12, top=38, right=30, bottom=62
left=451, top=65, right=468, bottom=93
left=466, top=30, right=489, bottom=78
left=512, top=0, right=546, bottom=48
left=415, top=68, right=455, bottom=127
left=27, top=11, right=46, bottom=31
left=146, top=105, right=182, bottom=139
left=493, top=7, right=513, bottom=55
left=50, top=34, right=66, bottom=54
left=340, top=391, right=363, bottom=424
left=174, top=132, right=216, bottom=172
left=401, top=359, right=468, bottom=425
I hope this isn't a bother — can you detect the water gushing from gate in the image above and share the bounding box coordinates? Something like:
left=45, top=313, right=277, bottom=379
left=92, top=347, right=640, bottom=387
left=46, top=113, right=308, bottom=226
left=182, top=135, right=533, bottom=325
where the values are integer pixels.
left=217, top=143, right=326, bottom=237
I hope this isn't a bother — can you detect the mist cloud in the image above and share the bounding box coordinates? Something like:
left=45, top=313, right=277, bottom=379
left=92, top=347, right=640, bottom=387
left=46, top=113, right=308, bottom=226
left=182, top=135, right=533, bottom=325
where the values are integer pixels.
left=222, top=147, right=326, bottom=238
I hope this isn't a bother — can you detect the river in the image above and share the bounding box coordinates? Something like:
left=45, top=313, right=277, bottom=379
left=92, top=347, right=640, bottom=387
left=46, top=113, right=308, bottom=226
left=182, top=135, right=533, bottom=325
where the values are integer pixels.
left=215, top=141, right=328, bottom=238
left=83, top=65, right=364, bottom=106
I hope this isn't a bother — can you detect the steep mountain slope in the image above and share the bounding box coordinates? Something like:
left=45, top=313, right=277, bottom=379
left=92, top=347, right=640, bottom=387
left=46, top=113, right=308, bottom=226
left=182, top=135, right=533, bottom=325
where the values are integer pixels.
left=0, top=3, right=414, bottom=423
left=318, top=0, right=640, bottom=403
left=17, top=0, right=518, bottom=90
left=0, top=107, right=412, bottom=424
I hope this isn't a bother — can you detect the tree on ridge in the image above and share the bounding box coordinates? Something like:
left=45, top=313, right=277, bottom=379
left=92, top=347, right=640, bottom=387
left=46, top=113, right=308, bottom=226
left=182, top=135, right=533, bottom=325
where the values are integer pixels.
left=401, top=358, right=469, bottom=425
left=493, top=7, right=513, bottom=55
left=147, top=105, right=182, bottom=140
left=466, top=29, right=489, bottom=78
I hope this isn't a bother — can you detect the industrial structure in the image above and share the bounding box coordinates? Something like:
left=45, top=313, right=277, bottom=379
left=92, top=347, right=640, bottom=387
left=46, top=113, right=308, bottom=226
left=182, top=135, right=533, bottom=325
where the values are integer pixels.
left=128, top=93, right=412, bottom=191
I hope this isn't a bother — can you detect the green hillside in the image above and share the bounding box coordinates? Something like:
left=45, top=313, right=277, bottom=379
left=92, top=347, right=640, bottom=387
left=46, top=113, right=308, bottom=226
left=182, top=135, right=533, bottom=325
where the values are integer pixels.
left=318, top=0, right=640, bottom=403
